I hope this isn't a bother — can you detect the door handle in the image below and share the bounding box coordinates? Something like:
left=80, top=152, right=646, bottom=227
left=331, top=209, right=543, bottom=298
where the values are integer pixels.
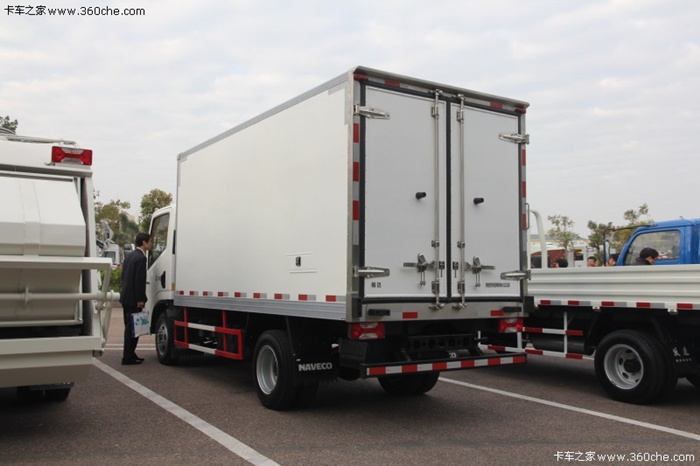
left=160, top=271, right=166, bottom=288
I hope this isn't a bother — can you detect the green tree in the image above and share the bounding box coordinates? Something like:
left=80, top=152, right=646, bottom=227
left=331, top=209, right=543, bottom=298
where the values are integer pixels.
left=95, top=197, right=139, bottom=246
left=547, top=215, right=579, bottom=252
left=587, top=204, right=653, bottom=260
left=1, top=115, right=18, bottom=133
left=587, top=221, right=614, bottom=263
left=139, top=189, right=173, bottom=231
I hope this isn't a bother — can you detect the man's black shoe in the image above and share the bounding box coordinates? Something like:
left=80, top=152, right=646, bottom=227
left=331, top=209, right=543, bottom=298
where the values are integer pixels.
left=133, top=356, right=144, bottom=363
left=121, top=358, right=143, bottom=365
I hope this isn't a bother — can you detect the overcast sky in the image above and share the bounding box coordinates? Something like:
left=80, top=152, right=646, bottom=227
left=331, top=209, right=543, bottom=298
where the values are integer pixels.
left=2, top=0, right=698, bottom=236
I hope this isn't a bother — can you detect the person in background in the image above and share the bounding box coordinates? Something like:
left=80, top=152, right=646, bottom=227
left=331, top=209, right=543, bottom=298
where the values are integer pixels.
left=587, top=256, right=599, bottom=267
left=120, top=232, right=153, bottom=365
left=607, top=253, right=619, bottom=267
left=633, top=247, right=659, bottom=265
left=554, top=257, right=568, bottom=268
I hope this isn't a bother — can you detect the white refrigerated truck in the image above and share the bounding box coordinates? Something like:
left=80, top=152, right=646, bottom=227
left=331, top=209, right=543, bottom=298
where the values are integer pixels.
left=145, top=66, right=531, bottom=410
left=0, top=128, right=117, bottom=401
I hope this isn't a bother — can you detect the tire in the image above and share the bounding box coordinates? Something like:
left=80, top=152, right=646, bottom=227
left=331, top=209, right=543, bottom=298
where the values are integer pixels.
left=293, top=382, right=319, bottom=408
left=45, top=388, right=71, bottom=402
left=594, top=330, right=672, bottom=404
left=378, top=372, right=440, bottom=396
left=253, top=330, right=298, bottom=410
left=155, top=312, right=180, bottom=366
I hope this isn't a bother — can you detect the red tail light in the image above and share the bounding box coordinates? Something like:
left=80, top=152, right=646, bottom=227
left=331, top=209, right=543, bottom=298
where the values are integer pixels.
left=52, top=146, right=93, bottom=166
left=498, top=317, right=523, bottom=333
left=349, top=322, right=385, bottom=340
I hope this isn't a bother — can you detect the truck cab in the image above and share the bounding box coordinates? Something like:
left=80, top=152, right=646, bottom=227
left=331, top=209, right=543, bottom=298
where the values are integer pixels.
left=617, top=218, right=700, bottom=266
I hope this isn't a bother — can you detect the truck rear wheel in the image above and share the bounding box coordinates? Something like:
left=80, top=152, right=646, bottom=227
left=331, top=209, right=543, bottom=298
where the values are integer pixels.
left=594, top=330, right=673, bottom=404
left=155, top=313, right=180, bottom=366
left=378, top=372, right=440, bottom=396
left=254, top=330, right=301, bottom=410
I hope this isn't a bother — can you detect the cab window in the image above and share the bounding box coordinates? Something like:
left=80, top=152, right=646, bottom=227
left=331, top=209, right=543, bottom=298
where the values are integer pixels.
left=624, top=230, right=680, bottom=265
left=149, top=213, right=170, bottom=266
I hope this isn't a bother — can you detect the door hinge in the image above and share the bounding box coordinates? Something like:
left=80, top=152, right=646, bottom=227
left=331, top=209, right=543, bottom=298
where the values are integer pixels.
left=354, top=105, right=390, bottom=119
left=499, top=133, right=530, bottom=144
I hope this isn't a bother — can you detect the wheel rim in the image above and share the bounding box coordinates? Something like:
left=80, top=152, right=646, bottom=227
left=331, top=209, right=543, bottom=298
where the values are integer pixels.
left=604, top=343, right=644, bottom=389
left=156, top=320, right=169, bottom=356
left=256, top=345, right=279, bottom=395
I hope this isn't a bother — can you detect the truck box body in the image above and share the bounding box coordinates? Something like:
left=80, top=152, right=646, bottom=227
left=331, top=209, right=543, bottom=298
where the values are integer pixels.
left=0, top=131, right=117, bottom=398
left=173, top=67, right=528, bottom=320
left=148, top=67, right=530, bottom=409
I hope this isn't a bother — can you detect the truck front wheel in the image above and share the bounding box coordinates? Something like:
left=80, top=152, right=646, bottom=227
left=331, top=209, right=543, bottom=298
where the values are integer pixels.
left=594, top=330, right=674, bottom=404
left=155, top=313, right=180, bottom=366
left=254, top=330, right=300, bottom=410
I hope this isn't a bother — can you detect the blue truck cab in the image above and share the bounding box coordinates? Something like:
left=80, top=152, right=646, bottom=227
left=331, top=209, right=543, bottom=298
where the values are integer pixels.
left=617, top=218, right=700, bottom=266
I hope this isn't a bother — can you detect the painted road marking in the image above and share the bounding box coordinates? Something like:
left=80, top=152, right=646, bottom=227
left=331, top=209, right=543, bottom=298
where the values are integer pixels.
left=93, top=359, right=279, bottom=466
left=440, top=377, right=700, bottom=442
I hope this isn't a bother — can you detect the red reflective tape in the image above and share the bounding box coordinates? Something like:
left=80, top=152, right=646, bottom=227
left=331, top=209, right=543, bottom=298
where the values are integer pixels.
left=403, top=311, right=418, bottom=319
left=524, top=327, right=542, bottom=333
left=385, top=79, right=401, bottom=87
left=253, top=293, right=262, bottom=299
left=521, top=149, right=526, bottom=166
left=298, top=294, right=308, bottom=301
left=677, top=303, right=694, bottom=310
left=566, top=353, right=584, bottom=360
left=178, top=290, right=184, bottom=295
left=522, top=181, right=526, bottom=197
left=274, top=293, right=283, bottom=300
left=540, top=300, right=552, bottom=305
left=522, top=213, right=528, bottom=231
left=567, top=300, right=580, bottom=306
left=488, top=358, right=502, bottom=366
left=353, top=200, right=359, bottom=221
left=636, top=302, right=651, bottom=308
left=234, top=292, right=242, bottom=298
left=490, top=102, right=503, bottom=109
left=488, top=345, right=507, bottom=352
left=353, top=161, right=360, bottom=182
left=433, top=362, right=448, bottom=371
left=217, top=292, right=225, bottom=297
left=526, top=348, right=544, bottom=355
left=566, top=330, right=584, bottom=336
left=354, top=74, right=369, bottom=81
left=514, top=355, right=527, bottom=363
left=601, top=301, right=615, bottom=307
left=402, top=364, right=418, bottom=373
left=491, top=310, right=504, bottom=317
left=368, top=367, right=386, bottom=376
left=189, top=291, right=196, bottom=296
left=353, top=123, right=360, bottom=143
left=326, top=295, right=337, bottom=302
left=461, top=360, right=475, bottom=368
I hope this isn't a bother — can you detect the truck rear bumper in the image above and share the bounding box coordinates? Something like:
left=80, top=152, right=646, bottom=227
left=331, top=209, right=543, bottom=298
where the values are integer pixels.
left=0, top=335, right=102, bottom=388
left=360, top=351, right=526, bottom=378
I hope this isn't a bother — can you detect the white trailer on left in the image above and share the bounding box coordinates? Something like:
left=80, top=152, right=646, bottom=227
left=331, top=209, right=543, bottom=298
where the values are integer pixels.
left=0, top=128, right=118, bottom=401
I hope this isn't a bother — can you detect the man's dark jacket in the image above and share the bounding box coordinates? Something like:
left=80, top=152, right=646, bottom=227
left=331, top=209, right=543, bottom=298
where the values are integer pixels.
left=120, top=248, right=147, bottom=306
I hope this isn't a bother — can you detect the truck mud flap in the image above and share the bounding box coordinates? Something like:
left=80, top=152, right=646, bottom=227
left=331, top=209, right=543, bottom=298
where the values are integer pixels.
left=360, top=351, right=526, bottom=378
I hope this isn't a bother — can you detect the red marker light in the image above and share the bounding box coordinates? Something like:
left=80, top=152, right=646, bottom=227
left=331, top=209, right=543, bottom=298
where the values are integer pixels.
left=52, top=146, right=93, bottom=166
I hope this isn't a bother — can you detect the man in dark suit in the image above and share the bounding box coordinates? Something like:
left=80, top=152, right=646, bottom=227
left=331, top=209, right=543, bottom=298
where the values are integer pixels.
left=120, top=232, right=152, bottom=365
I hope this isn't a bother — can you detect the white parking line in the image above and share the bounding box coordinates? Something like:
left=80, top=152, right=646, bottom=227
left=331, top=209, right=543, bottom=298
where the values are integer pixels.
left=440, top=377, right=700, bottom=442
left=93, top=359, right=280, bottom=466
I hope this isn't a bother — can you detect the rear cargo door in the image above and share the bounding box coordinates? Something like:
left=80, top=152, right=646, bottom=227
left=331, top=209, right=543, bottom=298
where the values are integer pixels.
left=362, top=87, right=447, bottom=299
left=450, top=105, right=522, bottom=299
